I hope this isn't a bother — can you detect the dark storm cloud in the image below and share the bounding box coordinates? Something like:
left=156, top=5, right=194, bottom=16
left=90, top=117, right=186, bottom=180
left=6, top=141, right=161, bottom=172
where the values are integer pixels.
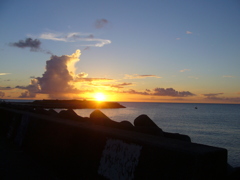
left=10, top=38, right=52, bottom=54
left=10, top=38, right=41, bottom=51
left=153, top=88, right=195, bottom=97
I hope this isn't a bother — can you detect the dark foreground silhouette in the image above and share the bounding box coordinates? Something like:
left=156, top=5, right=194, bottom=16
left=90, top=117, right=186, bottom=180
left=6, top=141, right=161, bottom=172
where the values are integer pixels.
left=0, top=101, right=239, bottom=179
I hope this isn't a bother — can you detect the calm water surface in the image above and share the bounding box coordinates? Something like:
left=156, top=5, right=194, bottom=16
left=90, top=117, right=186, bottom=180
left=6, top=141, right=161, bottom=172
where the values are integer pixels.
left=75, top=102, right=240, bottom=167
left=3, top=100, right=239, bottom=167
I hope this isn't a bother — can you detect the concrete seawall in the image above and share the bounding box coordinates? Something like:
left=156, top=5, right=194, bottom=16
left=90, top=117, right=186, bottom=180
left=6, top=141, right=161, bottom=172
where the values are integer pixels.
left=0, top=107, right=228, bottom=179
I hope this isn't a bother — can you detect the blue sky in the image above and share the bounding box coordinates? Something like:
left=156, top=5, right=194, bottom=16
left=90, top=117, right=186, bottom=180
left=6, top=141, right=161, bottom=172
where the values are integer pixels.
left=0, top=0, right=240, bottom=103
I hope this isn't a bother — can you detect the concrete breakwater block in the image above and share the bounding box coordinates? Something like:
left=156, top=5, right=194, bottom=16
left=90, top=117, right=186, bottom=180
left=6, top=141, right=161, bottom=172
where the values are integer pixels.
left=134, top=114, right=164, bottom=137
left=0, top=107, right=228, bottom=179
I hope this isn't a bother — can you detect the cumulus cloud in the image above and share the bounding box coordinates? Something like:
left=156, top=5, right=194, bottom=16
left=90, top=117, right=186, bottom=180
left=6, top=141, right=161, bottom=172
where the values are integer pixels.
left=180, top=69, right=191, bottom=72
left=38, top=32, right=111, bottom=47
left=95, top=19, right=109, bottom=29
left=186, top=31, right=193, bottom=34
left=10, top=38, right=52, bottom=54
left=16, top=79, right=41, bottom=98
left=16, top=50, right=81, bottom=98
left=124, top=74, right=162, bottom=79
left=37, top=50, right=81, bottom=95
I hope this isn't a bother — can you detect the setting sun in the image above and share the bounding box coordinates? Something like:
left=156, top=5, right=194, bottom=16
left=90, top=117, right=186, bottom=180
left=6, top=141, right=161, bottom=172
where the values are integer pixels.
left=94, top=92, right=106, bottom=101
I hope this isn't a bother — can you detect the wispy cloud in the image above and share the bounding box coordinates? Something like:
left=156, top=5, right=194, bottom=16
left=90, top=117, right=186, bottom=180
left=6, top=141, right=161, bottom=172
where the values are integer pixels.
left=74, top=78, right=113, bottom=82
left=186, top=31, right=193, bottom=34
left=0, top=86, right=13, bottom=90
left=202, top=93, right=240, bottom=103
left=180, top=69, right=191, bottom=72
left=223, top=75, right=234, bottom=78
left=0, top=91, right=5, bottom=98
left=122, top=87, right=195, bottom=97
left=76, top=72, right=88, bottom=78
left=38, top=32, right=111, bottom=47
left=0, top=73, right=11, bottom=75
left=107, top=83, right=133, bottom=89
left=176, top=38, right=181, bottom=40
left=95, top=19, right=109, bottom=29
left=202, top=93, right=224, bottom=98
left=122, top=89, right=149, bottom=95
left=124, top=74, right=162, bottom=79
left=188, top=76, right=199, bottom=79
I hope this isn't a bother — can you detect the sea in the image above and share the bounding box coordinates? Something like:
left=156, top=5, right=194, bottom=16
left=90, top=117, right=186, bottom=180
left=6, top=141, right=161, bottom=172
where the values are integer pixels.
left=3, top=100, right=240, bottom=167
left=73, top=102, right=240, bottom=168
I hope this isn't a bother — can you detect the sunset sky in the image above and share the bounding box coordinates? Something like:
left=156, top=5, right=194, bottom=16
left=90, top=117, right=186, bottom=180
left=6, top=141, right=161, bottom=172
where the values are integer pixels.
left=0, top=0, right=240, bottom=103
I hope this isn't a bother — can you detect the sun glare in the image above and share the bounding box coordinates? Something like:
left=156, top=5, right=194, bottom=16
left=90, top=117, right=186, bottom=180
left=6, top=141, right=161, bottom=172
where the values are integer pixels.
left=94, top=92, right=106, bottom=101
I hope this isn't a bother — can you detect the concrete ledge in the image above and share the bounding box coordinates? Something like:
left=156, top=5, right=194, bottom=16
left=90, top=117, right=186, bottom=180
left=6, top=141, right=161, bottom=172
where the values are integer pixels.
left=0, top=107, right=228, bottom=179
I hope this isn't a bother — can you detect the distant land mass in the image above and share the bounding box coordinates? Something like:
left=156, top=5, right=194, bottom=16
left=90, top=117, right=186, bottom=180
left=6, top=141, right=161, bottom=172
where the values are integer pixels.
left=9, top=100, right=126, bottom=109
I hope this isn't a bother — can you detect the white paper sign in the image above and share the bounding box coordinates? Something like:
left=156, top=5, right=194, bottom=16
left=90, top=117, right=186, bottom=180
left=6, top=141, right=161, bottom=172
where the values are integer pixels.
left=98, top=138, right=142, bottom=180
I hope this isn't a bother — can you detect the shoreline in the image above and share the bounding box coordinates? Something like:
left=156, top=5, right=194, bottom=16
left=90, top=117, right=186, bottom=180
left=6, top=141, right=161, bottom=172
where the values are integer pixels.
left=1, top=99, right=126, bottom=109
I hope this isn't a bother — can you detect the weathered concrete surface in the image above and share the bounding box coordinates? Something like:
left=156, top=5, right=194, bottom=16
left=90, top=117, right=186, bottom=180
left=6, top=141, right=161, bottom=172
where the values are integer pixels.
left=0, top=107, right=228, bottom=179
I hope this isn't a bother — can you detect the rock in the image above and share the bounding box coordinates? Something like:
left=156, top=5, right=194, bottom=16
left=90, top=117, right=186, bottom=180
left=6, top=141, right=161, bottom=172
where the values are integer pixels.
left=163, top=132, right=191, bottom=142
left=89, top=110, right=119, bottom=128
left=228, top=167, right=240, bottom=180
left=48, top=109, right=58, bottom=116
left=118, top=120, right=135, bottom=130
left=134, top=114, right=163, bottom=136
left=34, top=108, right=50, bottom=115
left=134, top=114, right=160, bottom=128
left=58, top=109, right=84, bottom=122
left=119, top=120, right=134, bottom=128
left=134, top=127, right=164, bottom=136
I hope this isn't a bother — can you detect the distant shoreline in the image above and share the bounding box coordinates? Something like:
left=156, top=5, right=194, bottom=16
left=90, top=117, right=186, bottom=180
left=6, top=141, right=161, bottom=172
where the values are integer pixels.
left=2, top=99, right=126, bottom=109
